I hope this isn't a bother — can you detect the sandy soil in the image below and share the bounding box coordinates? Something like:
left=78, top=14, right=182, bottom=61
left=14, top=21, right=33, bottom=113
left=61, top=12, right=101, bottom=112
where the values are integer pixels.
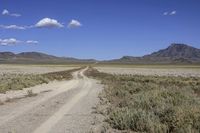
left=0, top=65, right=78, bottom=75
left=0, top=67, right=103, bottom=133
left=96, top=66, right=200, bottom=77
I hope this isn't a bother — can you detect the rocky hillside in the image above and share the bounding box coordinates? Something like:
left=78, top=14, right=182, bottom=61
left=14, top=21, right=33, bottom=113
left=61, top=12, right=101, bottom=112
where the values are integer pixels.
left=106, top=43, right=200, bottom=64
left=145, top=43, right=200, bottom=59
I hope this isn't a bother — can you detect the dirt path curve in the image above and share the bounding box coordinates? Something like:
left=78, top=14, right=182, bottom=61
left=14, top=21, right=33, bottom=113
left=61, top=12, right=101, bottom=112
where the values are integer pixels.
left=0, top=67, right=102, bottom=133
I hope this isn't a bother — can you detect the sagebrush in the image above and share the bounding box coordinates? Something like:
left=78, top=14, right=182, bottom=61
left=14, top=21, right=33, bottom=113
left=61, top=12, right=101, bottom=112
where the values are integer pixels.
left=0, top=67, right=82, bottom=93
left=86, top=67, right=200, bottom=133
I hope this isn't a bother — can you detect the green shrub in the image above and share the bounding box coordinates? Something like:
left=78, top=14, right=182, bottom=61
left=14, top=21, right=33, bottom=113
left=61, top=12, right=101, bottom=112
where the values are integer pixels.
left=86, top=67, right=200, bottom=133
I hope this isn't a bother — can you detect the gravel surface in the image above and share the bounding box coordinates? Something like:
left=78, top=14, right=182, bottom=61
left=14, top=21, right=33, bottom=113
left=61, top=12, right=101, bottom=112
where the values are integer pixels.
left=0, top=68, right=103, bottom=133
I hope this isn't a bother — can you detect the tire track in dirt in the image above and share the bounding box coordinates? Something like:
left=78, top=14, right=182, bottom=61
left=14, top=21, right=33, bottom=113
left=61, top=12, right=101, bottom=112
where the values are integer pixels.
left=0, top=67, right=102, bottom=133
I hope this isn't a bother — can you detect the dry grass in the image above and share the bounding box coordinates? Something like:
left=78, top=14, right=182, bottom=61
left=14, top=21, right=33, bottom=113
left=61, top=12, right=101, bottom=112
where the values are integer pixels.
left=0, top=64, right=78, bottom=75
left=0, top=67, right=83, bottom=93
left=86, top=67, right=200, bottom=133
left=96, top=66, right=200, bottom=77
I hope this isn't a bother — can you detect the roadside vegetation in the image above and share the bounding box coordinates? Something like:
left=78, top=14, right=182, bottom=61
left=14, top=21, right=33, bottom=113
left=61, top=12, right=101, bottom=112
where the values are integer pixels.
left=93, top=63, right=200, bottom=69
left=0, top=67, right=83, bottom=93
left=86, top=67, right=200, bottom=133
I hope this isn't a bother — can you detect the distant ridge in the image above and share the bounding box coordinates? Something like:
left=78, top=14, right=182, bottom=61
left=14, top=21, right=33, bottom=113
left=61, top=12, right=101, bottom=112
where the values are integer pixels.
left=106, top=43, right=200, bottom=64
left=0, top=52, right=96, bottom=64
left=0, top=44, right=200, bottom=64
left=17, top=52, right=59, bottom=60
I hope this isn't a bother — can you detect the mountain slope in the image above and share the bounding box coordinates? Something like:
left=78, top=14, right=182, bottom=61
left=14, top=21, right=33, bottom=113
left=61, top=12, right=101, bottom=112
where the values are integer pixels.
left=0, top=44, right=200, bottom=64
left=0, top=52, right=15, bottom=59
left=16, top=52, right=60, bottom=60
left=0, top=52, right=96, bottom=64
left=106, top=43, right=200, bottom=64
left=145, top=43, right=200, bottom=59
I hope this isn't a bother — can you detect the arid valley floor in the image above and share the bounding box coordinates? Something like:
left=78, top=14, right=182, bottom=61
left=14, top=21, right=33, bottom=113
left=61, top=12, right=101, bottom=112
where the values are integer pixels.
left=0, top=64, right=200, bottom=133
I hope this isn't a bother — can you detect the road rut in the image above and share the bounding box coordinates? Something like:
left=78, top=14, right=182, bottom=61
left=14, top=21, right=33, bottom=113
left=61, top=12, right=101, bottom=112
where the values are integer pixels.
left=0, top=67, right=102, bottom=133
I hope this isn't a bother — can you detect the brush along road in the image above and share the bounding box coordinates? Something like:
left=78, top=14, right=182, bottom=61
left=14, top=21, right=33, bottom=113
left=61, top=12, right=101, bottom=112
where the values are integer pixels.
left=0, top=67, right=102, bottom=133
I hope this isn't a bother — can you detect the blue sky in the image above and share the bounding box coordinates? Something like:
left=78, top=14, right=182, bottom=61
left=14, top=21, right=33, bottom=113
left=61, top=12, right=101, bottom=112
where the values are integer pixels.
left=0, top=0, right=200, bottom=60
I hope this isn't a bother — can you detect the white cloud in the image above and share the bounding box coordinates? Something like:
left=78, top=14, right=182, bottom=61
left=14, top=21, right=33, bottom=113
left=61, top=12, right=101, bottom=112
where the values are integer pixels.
left=68, top=19, right=82, bottom=28
left=163, top=10, right=177, bottom=16
left=10, top=13, right=21, bottom=17
left=35, top=18, right=63, bottom=28
left=0, top=18, right=64, bottom=30
left=0, top=38, right=38, bottom=46
left=170, top=10, right=176, bottom=15
left=2, top=9, right=21, bottom=17
left=163, top=12, right=168, bottom=15
left=0, top=38, right=20, bottom=45
left=0, top=25, right=26, bottom=30
left=2, top=9, right=9, bottom=15
left=26, top=40, right=38, bottom=44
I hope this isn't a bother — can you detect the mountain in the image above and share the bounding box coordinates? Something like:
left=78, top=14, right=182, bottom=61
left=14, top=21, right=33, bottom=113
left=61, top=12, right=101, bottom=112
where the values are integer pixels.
left=0, top=52, right=15, bottom=59
left=106, top=43, right=200, bottom=64
left=0, top=44, right=200, bottom=64
left=17, top=52, right=60, bottom=60
left=144, top=43, right=200, bottom=59
left=0, top=52, right=96, bottom=64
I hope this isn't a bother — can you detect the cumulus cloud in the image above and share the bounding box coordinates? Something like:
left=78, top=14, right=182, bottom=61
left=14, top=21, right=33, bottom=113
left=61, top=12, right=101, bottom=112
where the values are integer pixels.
left=0, top=25, right=26, bottom=30
left=0, top=38, right=20, bottom=45
left=2, top=9, right=9, bottom=15
left=35, top=18, right=63, bottom=28
left=0, top=16, right=82, bottom=30
left=0, top=18, right=65, bottom=30
left=163, top=10, right=177, bottom=16
left=0, top=38, right=38, bottom=46
left=2, top=9, right=21, bottom=17
left=68, top=19, right=82, bottom=28
left=170, top=10, right=176, bottom=15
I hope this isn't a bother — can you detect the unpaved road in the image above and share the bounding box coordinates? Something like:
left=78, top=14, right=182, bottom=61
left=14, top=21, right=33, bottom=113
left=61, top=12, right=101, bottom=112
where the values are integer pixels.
left=0, top=67, right=102, bottom=133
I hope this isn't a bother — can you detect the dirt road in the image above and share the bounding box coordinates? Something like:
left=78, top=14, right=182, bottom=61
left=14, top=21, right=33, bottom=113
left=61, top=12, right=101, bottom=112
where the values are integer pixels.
left=0, top=67, right=102, bottom=133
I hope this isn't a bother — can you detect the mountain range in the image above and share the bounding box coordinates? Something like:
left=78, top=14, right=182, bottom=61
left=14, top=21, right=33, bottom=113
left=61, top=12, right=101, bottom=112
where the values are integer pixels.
left=0, top=52, right=96, bottom=64
left=0, top=43, right=200, bottom=64
left=106, top=43, right=200, bottom=64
